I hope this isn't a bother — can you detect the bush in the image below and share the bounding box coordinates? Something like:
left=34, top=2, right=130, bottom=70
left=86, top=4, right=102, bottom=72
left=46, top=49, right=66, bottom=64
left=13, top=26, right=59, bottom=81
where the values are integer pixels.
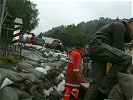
left=0, top=54, right=20, bottom=68
left=0, top=60, right=4, bottom=67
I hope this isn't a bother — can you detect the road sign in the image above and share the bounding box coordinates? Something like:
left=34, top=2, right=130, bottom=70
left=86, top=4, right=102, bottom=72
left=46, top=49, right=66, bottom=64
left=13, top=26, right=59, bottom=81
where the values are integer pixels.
left=14, top=17, right=23, bottom=25
left=12, top=18, right=23, bottom=45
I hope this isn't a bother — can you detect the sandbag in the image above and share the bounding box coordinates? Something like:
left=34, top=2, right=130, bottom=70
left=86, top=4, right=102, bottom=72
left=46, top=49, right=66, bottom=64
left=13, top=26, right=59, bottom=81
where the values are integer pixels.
left=49, top=89, right=63, bottom=100
left=21, top=98, right=32, bottom=100
left=55, top=80, right=65, bottom=92
left=0, top=86, right=18, bottom=100
left=117, top=72, right=133, bottom=100
left=0, top=68, right=23, bottom=83
left=43, top=87, right=54, bottom=97
left=18, top=62, right=46, bottom=79
left=0, top=75, right=6, bottom=86
left=47, top=57, right=58, bottom=62
left=21, top=50, right=44, bottom=61
left=24, top=60, right=39, bottom=66
left=47, top=68, right=61, bottom=81
left=108, top=83, right=126, bottom=100
left=20, top=73, right=41, bottom=84
left=40, top=63, right=52, bottom=68
left=35, top=67, right=47, bottom=75
left=17, top=62, right=35, bottom=71
left=79, top=83, right=90, bottom=99
left=0, top=78, right=14, bottom=89
left=39, top=79, right=52, bottom=90
left=11, top=87, right=31, bottom=99
left=27, top=68, right=46, bottom=79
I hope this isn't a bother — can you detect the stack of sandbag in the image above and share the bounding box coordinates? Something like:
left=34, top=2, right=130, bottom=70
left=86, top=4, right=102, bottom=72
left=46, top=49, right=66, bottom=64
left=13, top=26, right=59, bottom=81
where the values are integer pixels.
left=108, top=72, right=133, bottom=100
left=23, top=44, right=67, bottom=60
left=0, top=45, right=67, bottom=100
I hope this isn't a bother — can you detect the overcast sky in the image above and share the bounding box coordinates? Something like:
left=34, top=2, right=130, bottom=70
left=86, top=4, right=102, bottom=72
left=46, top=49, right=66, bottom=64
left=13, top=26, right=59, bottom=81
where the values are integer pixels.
left=30, top=0, right=132, bottom=35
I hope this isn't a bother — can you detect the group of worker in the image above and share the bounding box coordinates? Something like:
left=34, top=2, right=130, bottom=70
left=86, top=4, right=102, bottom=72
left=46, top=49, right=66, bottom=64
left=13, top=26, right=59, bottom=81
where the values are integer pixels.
left=63, top=18, right=133, bottom=100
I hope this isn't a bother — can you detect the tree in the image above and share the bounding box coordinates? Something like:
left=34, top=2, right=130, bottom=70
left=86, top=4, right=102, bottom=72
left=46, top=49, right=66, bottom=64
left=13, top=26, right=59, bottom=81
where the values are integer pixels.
left=41, top=17, right=123, bottom=47
left=6, top=0, right=39, bottom=31
left=96, top=21, right=106, bottom=30
left=72, top=33, right=87, bottom=46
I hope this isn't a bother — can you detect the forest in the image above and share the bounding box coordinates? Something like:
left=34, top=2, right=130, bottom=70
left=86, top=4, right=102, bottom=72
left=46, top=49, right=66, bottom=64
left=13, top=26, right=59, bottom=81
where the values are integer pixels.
left=38, top=17, right=128, bottom=47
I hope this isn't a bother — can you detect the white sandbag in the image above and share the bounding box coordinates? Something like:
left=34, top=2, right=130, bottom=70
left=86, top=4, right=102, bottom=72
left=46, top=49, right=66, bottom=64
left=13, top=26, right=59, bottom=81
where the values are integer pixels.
left=41, top=63, right=44, bottom=66
left=60, top=57, right=68, bottom=62
left=52, top=53, right=59, bottom=57
left=43, top=87, right=53, bottom=96
left=45, top=52, right=51, bottom=57
left=45, top=65, right=51, bottom=71
left=52, top=53, right=62, bottom=58
left=57, top=80, right=65, bottom=92
left=0, top=78, right=14, bottom=89
left=49, top=87, right=54, bottom=92
left=31, top=44, right=36, bottom=47
left=41, top=48, right=46, bottom=51
left=50, top=51, right=54, bottom=55
left=62, top=53, right=67, bottom=57
left=25, top=44, right=32, bottom=47
left=35, top=45, right=42, bottom=50
left=35, top=67, right=47, bottom=75
left=58, top=73, right=65, bottom=79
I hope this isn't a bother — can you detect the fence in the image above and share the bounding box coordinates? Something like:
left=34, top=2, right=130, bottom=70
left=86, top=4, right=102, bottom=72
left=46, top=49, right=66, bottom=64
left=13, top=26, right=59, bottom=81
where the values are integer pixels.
left=0, top=28, right=22, bottom=53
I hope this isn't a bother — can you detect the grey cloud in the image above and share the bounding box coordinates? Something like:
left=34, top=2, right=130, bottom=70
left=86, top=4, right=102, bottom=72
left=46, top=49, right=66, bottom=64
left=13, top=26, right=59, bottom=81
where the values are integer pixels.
left=31, top=1, right=132, bottom=35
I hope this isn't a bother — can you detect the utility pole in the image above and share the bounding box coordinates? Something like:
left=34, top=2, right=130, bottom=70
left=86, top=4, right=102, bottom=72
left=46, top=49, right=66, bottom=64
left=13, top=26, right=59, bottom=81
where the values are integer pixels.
left=0, top=0, right=6, bottom=37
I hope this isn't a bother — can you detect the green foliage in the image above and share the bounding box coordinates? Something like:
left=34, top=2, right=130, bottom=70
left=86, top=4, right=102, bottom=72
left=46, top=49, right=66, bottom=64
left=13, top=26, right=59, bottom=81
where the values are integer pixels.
left=0, top=60, right=4, bottom=67
left=72, top=33, right=87, bottom=47
left=6, top=0, right=39, bottom=31
left=0, top=54, right=19, bottom=68
left=39, top=17, right=128, bottom=47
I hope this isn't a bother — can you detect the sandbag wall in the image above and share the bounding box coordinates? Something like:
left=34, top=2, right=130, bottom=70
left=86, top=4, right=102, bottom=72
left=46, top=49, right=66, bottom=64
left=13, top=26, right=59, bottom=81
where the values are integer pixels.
left=0, top=44, right=67, bottom=100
